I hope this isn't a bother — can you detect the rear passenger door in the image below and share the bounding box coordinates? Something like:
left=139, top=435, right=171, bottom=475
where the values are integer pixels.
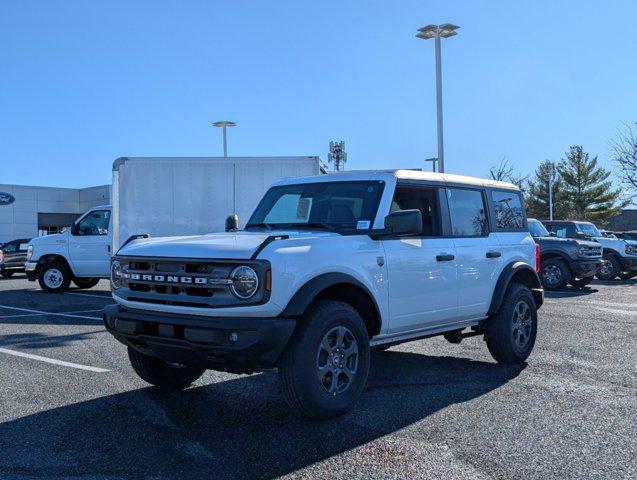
left=382, top=183, right=458, bottom=334
left=447, top=188, right=502, bottom=320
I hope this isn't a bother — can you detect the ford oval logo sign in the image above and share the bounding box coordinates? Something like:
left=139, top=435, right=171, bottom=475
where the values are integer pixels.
left=0, top=192, right=15, bottom=206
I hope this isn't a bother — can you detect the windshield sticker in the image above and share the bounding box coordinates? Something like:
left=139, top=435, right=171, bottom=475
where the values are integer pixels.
left=356, top=220, right=371, bottom=230
left=296, top=198, right=312, bottom=221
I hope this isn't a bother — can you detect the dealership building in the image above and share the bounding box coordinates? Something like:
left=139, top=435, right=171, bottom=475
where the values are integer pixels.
left=0, top=183, right=111, bottom=244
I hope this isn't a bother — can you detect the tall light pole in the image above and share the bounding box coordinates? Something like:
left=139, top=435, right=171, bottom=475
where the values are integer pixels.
left=416, top=23, right=459, bottom=174
left=212, top=121, right=237, bottom=157
left=425, top=157, right=438, bottom=172
left=547, top=161, right=557, bottom=221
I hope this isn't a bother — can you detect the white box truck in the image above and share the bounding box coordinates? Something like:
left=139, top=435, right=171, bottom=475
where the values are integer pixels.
left=25, top=156, right=321, bottom=292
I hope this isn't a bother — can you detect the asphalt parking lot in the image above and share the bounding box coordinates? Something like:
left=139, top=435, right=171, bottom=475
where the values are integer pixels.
left=0, top=275, right=635, bottom=480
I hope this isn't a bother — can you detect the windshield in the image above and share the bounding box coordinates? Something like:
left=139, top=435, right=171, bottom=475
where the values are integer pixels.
left=246, top=181, right=385, bottom=231
left=578, top=223, right=602, bottom=237
left=528, top=219, right=550, bottom=237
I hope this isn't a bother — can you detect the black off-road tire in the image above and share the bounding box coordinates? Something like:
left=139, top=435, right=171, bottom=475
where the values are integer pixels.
left=569, top=276, right=594, bottom=288
left=279, top=300, right=371, bottom=419
left=0, top=270, right=15, bottom=278
left=38, top=261, right=72, bottom=293
left=128, top=347, right=206, bottom=390
left=617, top=271, right=636, bottom=280
left=73, top=277, right=100, bottom=289
left=596, top=255, right=621, bottom=281
left=539, top=258, right=570, bottom=290
left=485, top=283, right=537, bottom=365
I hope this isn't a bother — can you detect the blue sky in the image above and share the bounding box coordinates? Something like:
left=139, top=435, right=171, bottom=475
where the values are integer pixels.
left=1, top=0, right=636, bottom=188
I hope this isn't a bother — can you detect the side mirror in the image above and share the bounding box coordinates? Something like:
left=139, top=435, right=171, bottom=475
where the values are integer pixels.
left=384, top=209, right=423, bottom=236
left=225, top=214, right=239, bottom=232
left=549, top=232, right=556, bottom=237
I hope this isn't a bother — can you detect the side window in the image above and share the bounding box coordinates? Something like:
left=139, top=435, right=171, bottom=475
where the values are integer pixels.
left=390, top=184, right=442, bottom=236
left=74, top=210, right=110, bottom=236
left=447, top=188, right=488, bottom=237
left=491, top=191, right=525, bottom=230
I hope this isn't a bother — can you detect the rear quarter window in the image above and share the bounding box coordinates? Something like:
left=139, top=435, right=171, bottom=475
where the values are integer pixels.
left=491, top=190, right=526, bottom=231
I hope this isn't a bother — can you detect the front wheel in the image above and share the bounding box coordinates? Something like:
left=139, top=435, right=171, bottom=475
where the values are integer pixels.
left=0, top=270, right=15, bottom=278
left=128, top=347, right=206, bottom=390
left=38, top=262, right=72, bottom=293
left=279, top=300, right=370, bottom=419
left=73, top=277, right=100, bottom=289
left=485, top=283, right=537, bottom=364
left=539, top=259, right=570, bottom=290
left=596, top=255, right=620, bottom=280
left=570, top=276, right=594, bottom=288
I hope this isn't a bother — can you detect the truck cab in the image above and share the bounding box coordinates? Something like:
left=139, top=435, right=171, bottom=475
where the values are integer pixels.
left=25, top=205, right=112, bottom=292
left=542, top=220, right=637, bottom=280
left=104, top=171, right=543, bottom=418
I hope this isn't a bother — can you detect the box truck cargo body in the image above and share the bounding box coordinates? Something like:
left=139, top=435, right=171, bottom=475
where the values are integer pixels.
left=112, top=156, right=321, bottom=250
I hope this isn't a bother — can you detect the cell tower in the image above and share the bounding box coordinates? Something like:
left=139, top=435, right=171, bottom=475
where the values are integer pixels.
left=328, top=141, right=347, bottom=171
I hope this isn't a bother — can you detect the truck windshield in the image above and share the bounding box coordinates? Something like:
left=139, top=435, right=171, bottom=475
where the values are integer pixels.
left=246, top=181, right=384, bottom=231
left=528, top=219, right=550, bottom=237
left=578, top=223, right=602, bottom=237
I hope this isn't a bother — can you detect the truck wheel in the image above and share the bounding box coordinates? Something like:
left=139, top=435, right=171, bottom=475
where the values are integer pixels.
left=569, top=276, right=594, bottom=288
left=279, top=300, right=371, bottom=419
left=539, top=258, right=570, bottom=290
left=73, top=277, right=100, bottom=289
left=618, top=271, right=636, bottom=280
left=1, top=270, right=14, bottom=278
left=38, top=261, right=72, bottom=293
left=128, top=347, right=205, bottom=390
left=596, top=255, right=620, bottom=280
left=485, top=283, right=537, bottom=365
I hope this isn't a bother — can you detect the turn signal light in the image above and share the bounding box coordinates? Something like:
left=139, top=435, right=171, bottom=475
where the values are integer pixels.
left=265, top=270, right=272, bottom=291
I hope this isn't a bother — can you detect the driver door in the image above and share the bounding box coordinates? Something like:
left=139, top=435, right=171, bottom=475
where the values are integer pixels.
left=68, top=209, right=112, bottom=276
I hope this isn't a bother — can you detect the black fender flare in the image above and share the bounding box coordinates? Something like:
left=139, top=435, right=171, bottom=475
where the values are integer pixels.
left=280, top=272, right=381, bottom=320
left=601, top=248, right=621, bottom=258
left=488, top=262, right=543, bottom=315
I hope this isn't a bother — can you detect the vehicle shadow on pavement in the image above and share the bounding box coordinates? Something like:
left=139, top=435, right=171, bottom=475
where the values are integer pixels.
left=0, top=330, right=105, bottom=349
left=0, top=351, right=523, bottom=479
left=544, top=287, right=598, bottom=299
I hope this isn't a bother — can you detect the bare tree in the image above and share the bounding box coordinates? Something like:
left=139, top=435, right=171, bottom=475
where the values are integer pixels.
left=488, top=157, right=528, bottom=191
left=611, top=124, right=637, bottom=200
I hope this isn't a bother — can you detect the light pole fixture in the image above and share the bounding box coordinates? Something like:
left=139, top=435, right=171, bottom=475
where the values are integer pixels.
left=416, top=23, right=460, bottom=174
left=212, top=121, right=237, bottom=157
left=425, top=157, right=438, bottom=172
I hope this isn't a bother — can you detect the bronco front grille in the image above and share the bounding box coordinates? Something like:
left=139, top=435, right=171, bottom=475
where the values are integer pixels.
left=580, top=246, right=602, bottom=258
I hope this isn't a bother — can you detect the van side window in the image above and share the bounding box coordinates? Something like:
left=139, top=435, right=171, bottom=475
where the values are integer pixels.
left=447, top=188, right=488, bottom=237
left=74, top=210, right=111, bottom=236
left=390, top=184, right=442, bottom=236
left=491, top=191, right=525, bottom=230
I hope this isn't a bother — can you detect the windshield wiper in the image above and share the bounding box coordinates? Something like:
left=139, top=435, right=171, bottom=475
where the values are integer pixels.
left=244, top=223, right=275, bottom=230
left=291, top=222, right=342, bottom=232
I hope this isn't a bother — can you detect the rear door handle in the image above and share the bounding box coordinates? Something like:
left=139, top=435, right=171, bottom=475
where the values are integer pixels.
left=486, top=251, right=502, bottom=258
left=436, top=254, right=455, bottom=262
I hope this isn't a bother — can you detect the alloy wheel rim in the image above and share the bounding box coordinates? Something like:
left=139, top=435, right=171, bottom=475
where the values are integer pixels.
left=542, top=265, right=562, bottom=285
left=599, top=260, right=612, bottom=277
left=316, top=326, right=359, bottom=396
left=512, top=301, right=532, bottom=349
left=44, top=268, right=63, bottom=289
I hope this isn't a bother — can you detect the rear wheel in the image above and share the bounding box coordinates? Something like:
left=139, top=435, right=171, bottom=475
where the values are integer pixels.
left=569, top=276, right=594, bottom=288
left=485, top=283, right=537, bottom=364
left=618, top=271, right=636, bottom=280
left=0, top=270, right=15, bottom=278
left=38, top=261, right=72, bottom=293
left=128, top=347, right=206, bottom=390
left=279, top=300, right=370, bottom=419
left=73, top=277, right=100, bottom=289
left=596, top=255, right=620, bottom=280
left=539, top=258, right=570, bottom=290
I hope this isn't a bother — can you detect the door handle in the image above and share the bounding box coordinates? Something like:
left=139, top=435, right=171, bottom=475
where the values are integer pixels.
left=436, top=254, right=455, bottom=262
left=486, top=251, right=502, bottom=258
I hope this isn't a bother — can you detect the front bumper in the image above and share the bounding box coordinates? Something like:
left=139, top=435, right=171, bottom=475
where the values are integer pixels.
left=25, top=261, right=37, bottom=281
left=103, top=304, right=296, bottom=374
left=619, top=257, right=637, bottom=272
left=570, top=259, right=602, bottom=277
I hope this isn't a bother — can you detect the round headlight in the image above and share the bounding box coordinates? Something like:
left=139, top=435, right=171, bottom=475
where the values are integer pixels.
left=230, top=266, right=259, bottom=299
left=111, top=260, right=123, bottom=289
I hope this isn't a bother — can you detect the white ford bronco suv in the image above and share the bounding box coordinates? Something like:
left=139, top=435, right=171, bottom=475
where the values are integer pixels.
left=104, top=170, right=544, bottom=418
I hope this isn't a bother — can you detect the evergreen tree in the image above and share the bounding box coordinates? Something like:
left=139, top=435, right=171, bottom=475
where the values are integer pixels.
left=558, top=145, right=626, bottom=224
left=525, top=160, right=567, bottom=220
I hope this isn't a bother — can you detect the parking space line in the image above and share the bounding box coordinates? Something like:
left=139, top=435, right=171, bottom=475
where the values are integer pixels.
left=0, top=304, right=103, bottom=320
left=0, top=347, right=110, bottom=372
left=0, top=309, right=105, bottom=320
left=64, top=292, right=113, bottom=299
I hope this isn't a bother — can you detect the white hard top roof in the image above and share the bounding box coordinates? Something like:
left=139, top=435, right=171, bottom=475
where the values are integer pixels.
left=274, top=169, right=520, bottom=191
